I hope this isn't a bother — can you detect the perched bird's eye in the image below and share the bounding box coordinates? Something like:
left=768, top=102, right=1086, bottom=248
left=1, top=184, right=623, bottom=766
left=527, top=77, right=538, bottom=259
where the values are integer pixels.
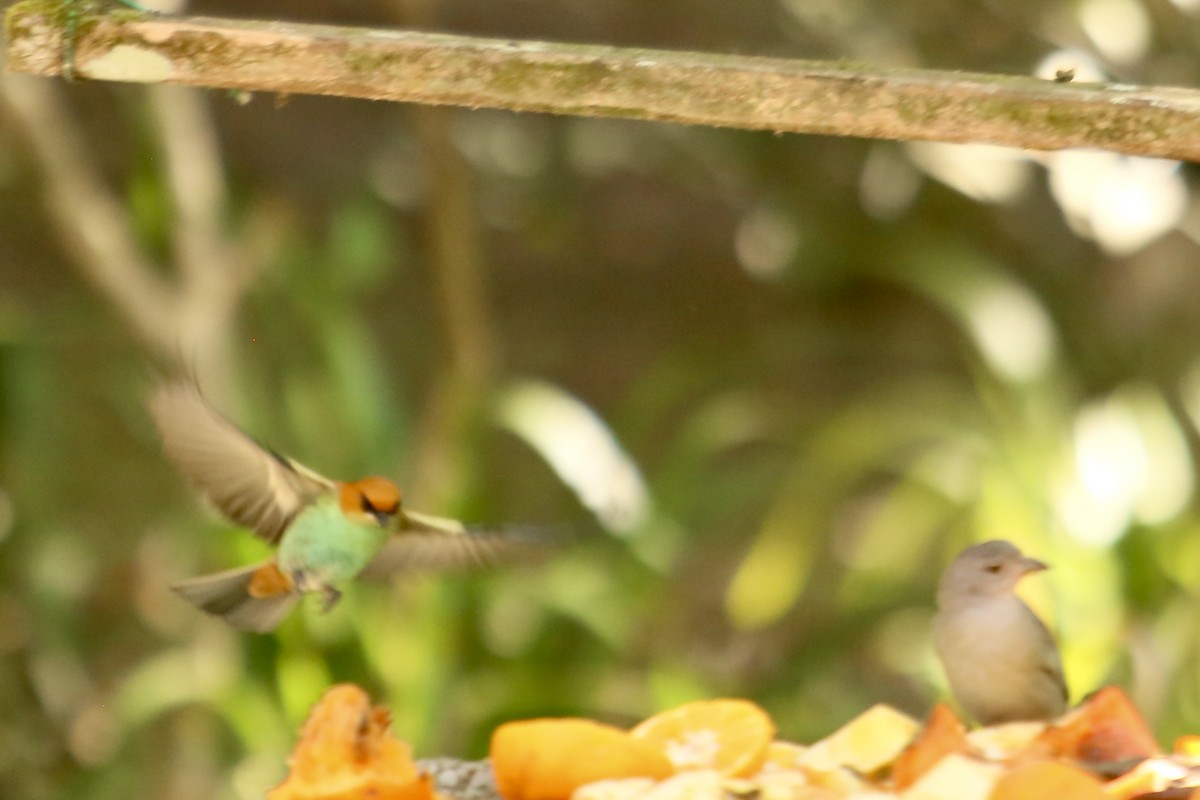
left=986, top=563, right=1003, bottom=573
left=360, top=495, right=374, bottom=513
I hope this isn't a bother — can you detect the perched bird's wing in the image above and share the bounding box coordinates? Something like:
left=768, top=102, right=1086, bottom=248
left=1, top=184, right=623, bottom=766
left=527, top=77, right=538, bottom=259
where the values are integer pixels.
left=148, top=382, right=335, bottom=543
left=359, top=511, right=556, bottom=579
left=1025, top=603, right=1070, bottom=704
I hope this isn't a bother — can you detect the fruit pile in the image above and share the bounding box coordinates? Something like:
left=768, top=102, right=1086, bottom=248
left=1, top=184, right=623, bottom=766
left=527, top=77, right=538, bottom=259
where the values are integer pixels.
left=268, top=684, right=433, bottom=800
left=269, top=685, right=1200, bottom=800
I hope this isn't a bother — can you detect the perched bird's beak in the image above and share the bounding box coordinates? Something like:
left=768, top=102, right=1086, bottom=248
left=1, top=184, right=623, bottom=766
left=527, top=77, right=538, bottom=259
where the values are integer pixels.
left=369, top=509, right=393, bottom=528
left=1021, top=557, right=1049, bottom=574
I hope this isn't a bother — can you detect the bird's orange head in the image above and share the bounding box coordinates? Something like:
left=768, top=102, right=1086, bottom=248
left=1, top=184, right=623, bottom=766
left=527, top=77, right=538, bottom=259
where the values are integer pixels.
left=339, top=476, right=403, bottom=527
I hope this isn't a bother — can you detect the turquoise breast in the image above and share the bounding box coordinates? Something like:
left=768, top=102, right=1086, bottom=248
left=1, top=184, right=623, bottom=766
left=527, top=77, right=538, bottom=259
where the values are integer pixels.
left=276, top=499, right=389, bottom=588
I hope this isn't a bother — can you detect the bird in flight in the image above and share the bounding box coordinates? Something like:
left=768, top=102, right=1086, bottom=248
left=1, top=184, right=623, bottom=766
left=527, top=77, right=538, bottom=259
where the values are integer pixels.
left=149, top=381, right=544, bottom=632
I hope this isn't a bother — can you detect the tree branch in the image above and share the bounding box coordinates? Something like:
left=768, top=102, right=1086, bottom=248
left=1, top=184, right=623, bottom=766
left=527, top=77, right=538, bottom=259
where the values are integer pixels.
left=3, top=64, right=284, bottom=389
left=1, top=74, right=180, bottom=352
left=7, top=2, right=1200, bottom=162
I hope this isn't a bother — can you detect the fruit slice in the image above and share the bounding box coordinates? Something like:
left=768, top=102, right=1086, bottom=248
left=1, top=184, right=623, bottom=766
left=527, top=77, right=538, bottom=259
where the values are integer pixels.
left=1176, top=735, right=1200, bottom=757
left=890, top=703, right=968, bottom=790
left=761, top=741, right=807, bottom=770
left=630, top=698, right=775, bottom=777
left=268, top=684, right=433, bottom=800
left=899, top=753, right=1001, bottom=800
left=799, top=703, right=919, bottom=775
left=1020, top=686, right=1159, bottom=764
left=491, top=718, right=673, bottom=800
left=991, top=761, right=1106, bottom=800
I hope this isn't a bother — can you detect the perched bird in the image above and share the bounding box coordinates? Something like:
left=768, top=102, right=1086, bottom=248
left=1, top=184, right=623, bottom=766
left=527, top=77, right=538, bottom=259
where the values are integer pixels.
left=149, top=381, right=542, bottom=633
left=932, top=539, right=1068, bottom=725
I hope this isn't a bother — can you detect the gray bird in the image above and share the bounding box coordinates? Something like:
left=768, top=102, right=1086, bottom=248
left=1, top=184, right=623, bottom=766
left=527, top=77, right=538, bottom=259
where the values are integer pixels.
left=932, top=539, right=1068, bottom=725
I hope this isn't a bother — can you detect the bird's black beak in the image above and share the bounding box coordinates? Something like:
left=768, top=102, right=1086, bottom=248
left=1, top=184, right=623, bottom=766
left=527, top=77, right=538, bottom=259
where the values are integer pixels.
left=369, top=509, right=393, bottom=527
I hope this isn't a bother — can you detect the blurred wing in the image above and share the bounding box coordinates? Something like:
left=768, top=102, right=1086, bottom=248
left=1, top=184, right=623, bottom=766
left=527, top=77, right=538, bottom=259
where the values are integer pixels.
left=359, top=511, right=556, bottom=578
left=148, top=381, right=335, bottom=543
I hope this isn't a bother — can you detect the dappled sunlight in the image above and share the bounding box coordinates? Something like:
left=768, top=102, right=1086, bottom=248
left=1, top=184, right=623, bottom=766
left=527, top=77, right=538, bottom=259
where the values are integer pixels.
left=496, top=381, right=651, bottom=536
left=726, top=385, right=980, bottom=630
left=1079, top=0, right=1152, bottom=64
left=898, top=251, right=1058, bottom=384
left=837, top=459, right=971, bottom=577
left=903, top=123, right=1187, bottom=259
left=725, top=511, right=816, bottom=630
left=904, top=142, right=1033, bottom=205
left=1067, top=400, right=1146, bottom=545
left=962, top=283, right=1056, bottom=383
left=1057, top=387, right=1193, bottom=546
left=902, top=47, right=1191, bottom=259
left=1046, top=544, right=1125, bottom=706
left=1046, top=151, right=1187, bottom=256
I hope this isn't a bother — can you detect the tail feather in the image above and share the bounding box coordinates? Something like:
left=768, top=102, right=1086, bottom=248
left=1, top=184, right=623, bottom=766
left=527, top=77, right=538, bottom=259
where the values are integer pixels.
left=172, top=562, right=299, bottom=633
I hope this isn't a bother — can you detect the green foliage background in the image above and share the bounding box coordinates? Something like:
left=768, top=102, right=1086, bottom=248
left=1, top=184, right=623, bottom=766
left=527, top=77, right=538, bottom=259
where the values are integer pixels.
left=3, top=0, right=1200, bottom=797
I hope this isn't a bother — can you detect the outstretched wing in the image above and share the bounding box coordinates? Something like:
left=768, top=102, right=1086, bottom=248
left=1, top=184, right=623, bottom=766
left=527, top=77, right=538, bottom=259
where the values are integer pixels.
left=148, top=381, right=335, bottom=543
left=359, top=511, right=557, bottom=578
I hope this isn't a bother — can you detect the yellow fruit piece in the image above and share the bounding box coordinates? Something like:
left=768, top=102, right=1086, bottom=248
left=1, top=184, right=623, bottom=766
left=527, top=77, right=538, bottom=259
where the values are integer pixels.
left=989, top=761, right=1105, bottom=800
left=491, top=718, right=674, bottom=800
left=631, top=699, right=776, bottom=778
left=797, top=763, right=866, bottom=794
left=801, top=704, right=919, bottom=776
left=1175, top=735, right=1200, bottom=757
left=1104, top=757, right=1187, bottom=799
left=752, top=768, right=815, bottom=800
left=269, top=684, right=432, bottom=800
left=891, top=703, right=967, bottom=791
left=761, top=741, right=807, bottom=771
left=637, top=770, right=725, bottom=800
left=963, top=720, right=1046, bottom=761
left=571, top=778, right=657, bottom=800
left=898, top=753, right=1000, bottom=800
left=1021, top=685, right=1159, bottom=764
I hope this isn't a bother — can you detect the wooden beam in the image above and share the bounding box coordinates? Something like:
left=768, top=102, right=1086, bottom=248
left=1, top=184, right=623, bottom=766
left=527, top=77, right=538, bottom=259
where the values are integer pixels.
left=7, top=1, right=1200, bottom=161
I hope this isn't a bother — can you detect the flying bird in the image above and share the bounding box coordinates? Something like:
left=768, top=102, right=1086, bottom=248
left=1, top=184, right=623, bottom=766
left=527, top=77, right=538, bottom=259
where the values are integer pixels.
left=149, top=381, right=543, bottom=632
left=932, top=539, right=1068, bottom=725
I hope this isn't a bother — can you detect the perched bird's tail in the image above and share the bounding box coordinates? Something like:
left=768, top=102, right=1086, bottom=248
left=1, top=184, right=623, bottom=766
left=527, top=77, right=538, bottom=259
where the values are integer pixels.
left=172, top=561, right=299, bottom=633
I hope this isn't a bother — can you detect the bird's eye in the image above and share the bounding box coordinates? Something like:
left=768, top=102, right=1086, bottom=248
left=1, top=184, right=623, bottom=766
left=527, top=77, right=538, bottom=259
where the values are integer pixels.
left=360, top=492, right=398, bottom=516
left=986, top=563, right=1002, bottom=573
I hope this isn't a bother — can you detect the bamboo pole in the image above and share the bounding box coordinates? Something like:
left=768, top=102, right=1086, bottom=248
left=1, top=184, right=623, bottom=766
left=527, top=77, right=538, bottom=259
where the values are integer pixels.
left=7, top=1, right=1200, bottom=161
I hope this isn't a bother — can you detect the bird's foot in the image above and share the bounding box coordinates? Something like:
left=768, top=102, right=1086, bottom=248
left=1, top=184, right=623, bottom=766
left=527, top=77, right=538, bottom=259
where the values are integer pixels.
left=320, top=587, right=342, bottom=612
